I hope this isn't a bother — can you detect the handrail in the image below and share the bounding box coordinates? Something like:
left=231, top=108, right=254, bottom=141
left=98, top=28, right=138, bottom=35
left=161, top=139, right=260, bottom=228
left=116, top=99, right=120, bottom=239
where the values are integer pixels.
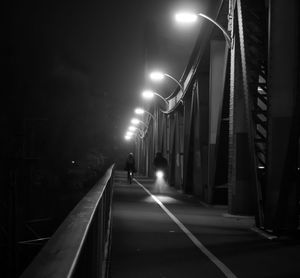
left=20, top=164, right=115, bottom=278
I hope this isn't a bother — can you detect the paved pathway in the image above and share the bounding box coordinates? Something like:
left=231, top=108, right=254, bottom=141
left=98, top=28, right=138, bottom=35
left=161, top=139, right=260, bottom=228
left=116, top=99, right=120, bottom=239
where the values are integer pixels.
left=110, top=171, right=300, bottom=278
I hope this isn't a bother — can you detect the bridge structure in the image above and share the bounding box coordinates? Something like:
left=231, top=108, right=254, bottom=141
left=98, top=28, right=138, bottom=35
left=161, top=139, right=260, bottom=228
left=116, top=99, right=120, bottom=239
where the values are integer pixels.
left=134, top=0, right=300, bottom=235
left=2, top=0, right=300, bottom=277
left=19, top=169, right=300, bottom=277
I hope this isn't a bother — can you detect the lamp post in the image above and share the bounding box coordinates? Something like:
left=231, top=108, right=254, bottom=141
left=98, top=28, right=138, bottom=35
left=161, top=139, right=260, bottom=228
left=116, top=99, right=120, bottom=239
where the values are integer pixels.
left=149, top=71, right=184, bottom=92
left=175, top=12, right=232, bottom=47
left=141, top=90, right=168, bottom=107
left=124, top=132, right=134, bottom=141
left=128, top=125, right=144, bottom=136
left=125, top=131, right=134, bottom=139
left=131, top=118, right=149, bottom=129
left=124, top=135, right=132, bottom=141
left=128, top=125, right=138, bottom=132
left=124, top=129, right=142, bottom=140
left=134, top=107, right=155, bottom=120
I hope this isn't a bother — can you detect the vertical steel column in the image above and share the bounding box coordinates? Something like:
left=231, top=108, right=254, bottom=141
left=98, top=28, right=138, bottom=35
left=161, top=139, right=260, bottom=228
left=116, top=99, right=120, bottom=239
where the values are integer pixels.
left=182, top=91, right=194, bottom=194
left=228, top=0, right=261, bottom=216
left=168, top=114, right=176, bottom=187
left=265, top=0, right=300, bottom=233
left=135, top=137, right=140, bottom=174
left=191, top=82, right=202, bottom=197
left=141, top=137, right=146, bottom=175
left=208, top=40, right=228, bottom=203
left=179, top=109, right=185, bottom=188
left=166, top=115, right=170, bottom=172
left=198, top=74, right=210, bottom=200
left=173, top=110, right=184, bottom=189
left=146, top=128, right=151, bottom=177
left=159, top=114, right=167, bottom=153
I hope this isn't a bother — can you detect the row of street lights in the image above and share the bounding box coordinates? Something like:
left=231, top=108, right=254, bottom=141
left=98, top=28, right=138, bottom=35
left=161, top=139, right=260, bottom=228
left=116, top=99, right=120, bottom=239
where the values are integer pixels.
left=124, top=71, right=180, bottom=141
left=124, top=11, right=232, bottom=141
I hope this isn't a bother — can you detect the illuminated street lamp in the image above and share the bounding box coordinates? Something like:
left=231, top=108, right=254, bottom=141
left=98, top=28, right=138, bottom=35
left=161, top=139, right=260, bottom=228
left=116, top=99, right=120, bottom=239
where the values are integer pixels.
left=175, top=12, right=198, bottom=23
left=141, top=90, right=168, bottom=107
left=128, top=125, right=138, bottom=132
left=134, top=107, right=155, bottom=120
left=131, top=118, right=140, bottom=125
left=124, top=128, right=143, bottom=140
left=174, top=11, right=232, bottom=46
left=149, top=71, right=184, bottom=92
left=131, top=118, right=148, bottom=128
left=124, top=130, right=134, bottom=140
left=128, top=125, right=144, bottom=136
left=126, top=131, right=134, bottom=137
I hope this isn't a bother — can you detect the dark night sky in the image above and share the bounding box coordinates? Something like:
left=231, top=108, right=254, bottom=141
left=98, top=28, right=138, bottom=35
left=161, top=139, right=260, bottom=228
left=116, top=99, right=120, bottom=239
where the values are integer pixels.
left=6, top=0, right=212, bottom=166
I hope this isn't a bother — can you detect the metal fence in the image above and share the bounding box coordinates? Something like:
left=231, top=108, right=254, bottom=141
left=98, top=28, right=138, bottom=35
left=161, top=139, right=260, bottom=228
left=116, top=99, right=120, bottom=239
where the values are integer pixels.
left=20, top=164, right=115, bottom=278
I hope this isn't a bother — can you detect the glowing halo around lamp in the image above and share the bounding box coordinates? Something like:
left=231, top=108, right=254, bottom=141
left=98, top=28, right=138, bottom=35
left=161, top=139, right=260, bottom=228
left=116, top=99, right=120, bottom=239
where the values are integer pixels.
left=128, top=126, right=137, bottom=131
left=141, top=90, right=155, bottom=99
left=131, top=118, right=140, bottom=125
left=175, top=12, right=198, bottom=23
left=126, top=131, right=134, bottom=137
left=134, top=108, right=145, bottom=115
left=149, top=71, right=165, bottom=81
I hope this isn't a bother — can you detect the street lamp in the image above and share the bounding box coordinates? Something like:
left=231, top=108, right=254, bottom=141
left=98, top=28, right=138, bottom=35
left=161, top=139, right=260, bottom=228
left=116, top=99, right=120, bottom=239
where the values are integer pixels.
left=128, top=125, right=144, bottom=136
left=131, top=118, right=148, bottom=128
left=149, top=71, right=184, bottom=92
left=124, top=128, right=143, bottom=140
left=124, top=135, right=132, bottom=140
left=174, top=12, right=232, bottom=47
left=126, top=131, right=134, bottom=137
left=128, top=125, right=138, bottom=132
left=141, top=90, right=168, bottom=107
left=124, top=130, right=134, bottom=141
left=134, top=107, right=155, bottom=120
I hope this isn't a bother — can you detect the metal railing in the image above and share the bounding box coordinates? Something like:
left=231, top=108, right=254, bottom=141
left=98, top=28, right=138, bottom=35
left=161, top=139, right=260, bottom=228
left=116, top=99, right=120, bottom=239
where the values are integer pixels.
left=20, top=164, right=115, bottom=278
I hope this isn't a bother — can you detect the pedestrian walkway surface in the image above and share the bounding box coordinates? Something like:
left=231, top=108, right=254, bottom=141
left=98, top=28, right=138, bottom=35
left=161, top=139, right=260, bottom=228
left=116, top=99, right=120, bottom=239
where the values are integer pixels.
left=110, top=171, right=300, bottom=278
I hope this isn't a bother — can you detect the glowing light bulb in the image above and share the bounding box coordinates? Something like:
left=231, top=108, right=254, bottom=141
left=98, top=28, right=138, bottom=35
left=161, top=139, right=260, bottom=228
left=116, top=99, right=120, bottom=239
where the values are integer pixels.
left=175, top=12, right=198, bottom=23
left=149, top=71, right=165, bottom=81
left=135, top=108, right=145, bottom=115
left=141, top=90, right=154, bottom=99
left=131, top=118, right=140, bottom=125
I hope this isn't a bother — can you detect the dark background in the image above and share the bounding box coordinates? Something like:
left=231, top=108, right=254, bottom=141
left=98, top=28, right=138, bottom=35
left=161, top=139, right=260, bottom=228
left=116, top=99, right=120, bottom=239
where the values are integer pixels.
left=2, top=0, right=214, bottom=276
left=4, top=0, right=203, bottom=166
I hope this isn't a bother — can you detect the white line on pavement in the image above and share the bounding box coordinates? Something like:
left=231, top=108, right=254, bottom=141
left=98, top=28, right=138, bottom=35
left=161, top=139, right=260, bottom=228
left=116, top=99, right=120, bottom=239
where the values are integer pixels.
left=134, top=179, right=238, bottom=278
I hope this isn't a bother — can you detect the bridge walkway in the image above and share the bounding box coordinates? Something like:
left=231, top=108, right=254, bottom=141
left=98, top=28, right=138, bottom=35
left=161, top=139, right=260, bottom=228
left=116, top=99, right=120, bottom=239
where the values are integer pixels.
left=109, top=171, right=300, bottom=278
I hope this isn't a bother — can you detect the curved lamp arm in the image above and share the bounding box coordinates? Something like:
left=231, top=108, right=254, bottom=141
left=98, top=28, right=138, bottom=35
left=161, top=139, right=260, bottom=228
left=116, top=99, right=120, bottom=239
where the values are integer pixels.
left=139, top=121, right=148, bottom=129
left=131, top=118, right=149, bottom=129
left=128, top=125, right=145, bottom=136
left=153, top=92, right=169, bottom=107
left=134, top=133, right=143, bottom=139
left=135, top=108, right=156, bottom=121
left=143, top=110, right=155, bottom=121
left=197, top=13, right=231, bottom=46
left=136, top=127, right=145, bottom=137
left=164, top=73, right=184, bottom=92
